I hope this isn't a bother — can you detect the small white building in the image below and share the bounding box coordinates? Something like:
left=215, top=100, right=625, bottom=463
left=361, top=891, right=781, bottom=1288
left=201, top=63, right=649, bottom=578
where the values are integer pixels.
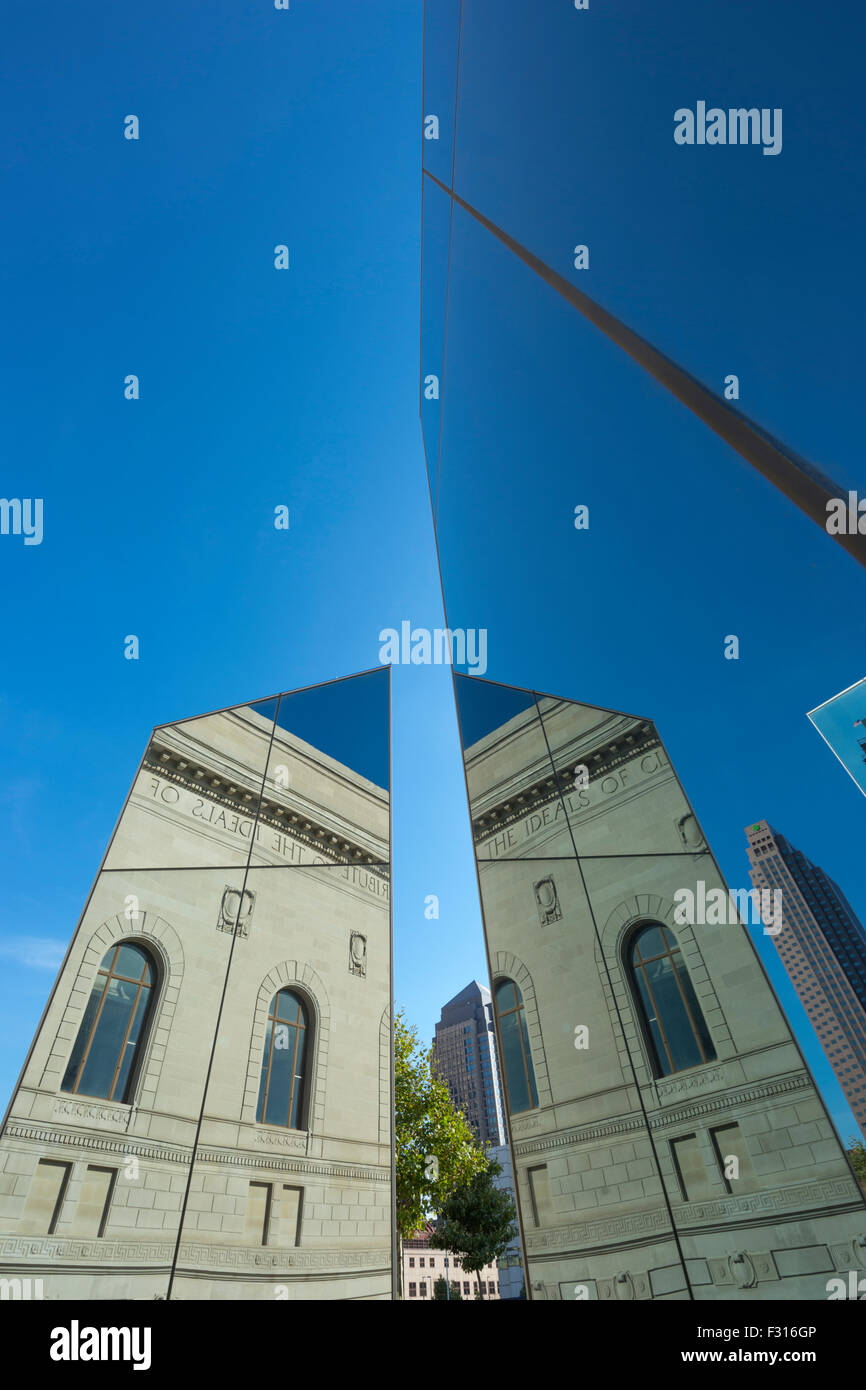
left=403, top=1225, right=500, bottom=1300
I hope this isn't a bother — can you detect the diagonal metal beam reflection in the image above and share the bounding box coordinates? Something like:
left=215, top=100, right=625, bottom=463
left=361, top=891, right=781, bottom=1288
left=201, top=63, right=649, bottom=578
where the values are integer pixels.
left=424, top=168, right=866, bottom=569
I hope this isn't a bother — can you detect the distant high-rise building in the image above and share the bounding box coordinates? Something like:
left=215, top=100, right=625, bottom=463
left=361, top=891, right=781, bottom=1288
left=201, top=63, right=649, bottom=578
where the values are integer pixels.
left=432, top=982, right=506, bottom=1147
left=746, top=821, right=866, bottom=1136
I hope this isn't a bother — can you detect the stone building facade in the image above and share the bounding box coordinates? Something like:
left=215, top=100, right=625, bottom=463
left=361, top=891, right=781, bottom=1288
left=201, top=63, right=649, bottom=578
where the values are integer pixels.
left=0, top=673, right=394, bottom=1300
left=455, top=675, right=866, bottom=1302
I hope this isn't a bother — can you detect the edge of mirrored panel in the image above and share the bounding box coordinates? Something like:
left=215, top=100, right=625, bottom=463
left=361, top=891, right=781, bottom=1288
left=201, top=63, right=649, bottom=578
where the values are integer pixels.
left=104, top=698, right=279, bottom=872
left=249, top=670, right=390, bottom=869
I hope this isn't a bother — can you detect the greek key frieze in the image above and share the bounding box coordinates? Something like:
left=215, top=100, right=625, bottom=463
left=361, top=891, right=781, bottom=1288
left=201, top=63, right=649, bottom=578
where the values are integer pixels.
left=524, top=1206, right=670, bottom=1252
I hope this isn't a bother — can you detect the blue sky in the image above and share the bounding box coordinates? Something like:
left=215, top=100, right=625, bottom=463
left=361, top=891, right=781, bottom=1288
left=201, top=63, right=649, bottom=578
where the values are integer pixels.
left=0, top=2, right=487, bottom=1108
left=421, top=0, right=866, bottom=1144
left=1, top=0, right=864, bottom=1158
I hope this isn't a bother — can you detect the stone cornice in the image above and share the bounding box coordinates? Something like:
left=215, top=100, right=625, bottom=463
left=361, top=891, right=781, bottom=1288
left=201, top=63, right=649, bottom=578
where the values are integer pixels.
left=514, top=1113, right=644, bottom=1157
left=547, top=718, right=660, bottom=786
left=196, top=1147, right=390, bottom=1183
left=648, top=1072, right=812, bottom=1129
left=524, top=1205, right=670, bottom=1251
left=144, top=741, right=388, bottom=875
left=177, top=1244, right=387, bottom=1272
left=0, top=1235, right=174, bottom=1268
left=0, top=1235, right=388, bottom=1274
left=673, top=1177, right=860, bottom=1228
left=513, top=1072, right=814, bottom=1158
left=472, top=723, right=660, bottom=844
left=523, top=1176, right=859, bottom=1254
left=4, top=1124, right=389, bottom=1184
left=4, top=1123, right=192, bottom=1166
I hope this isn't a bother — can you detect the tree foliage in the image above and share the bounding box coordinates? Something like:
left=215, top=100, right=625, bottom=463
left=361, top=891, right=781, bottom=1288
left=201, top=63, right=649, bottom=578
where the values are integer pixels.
left=430, top=1157, right=517, bottom=1299
left=394, top=1010, right=487, bottom=1245
left=432, top=1274, right=462, bottom=1300
left=847, top=1136, right=866, bottom=1196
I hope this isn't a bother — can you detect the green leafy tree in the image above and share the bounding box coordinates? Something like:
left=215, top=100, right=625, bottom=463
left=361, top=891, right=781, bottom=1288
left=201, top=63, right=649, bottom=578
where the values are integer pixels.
left=432, top=1274, right=462, bottom=1300
left=847, top=1136, right=866, bottom=1196
left=394, top=1010, right=487, bottom=1294
left=430, top=1157, right=517, bottom=1300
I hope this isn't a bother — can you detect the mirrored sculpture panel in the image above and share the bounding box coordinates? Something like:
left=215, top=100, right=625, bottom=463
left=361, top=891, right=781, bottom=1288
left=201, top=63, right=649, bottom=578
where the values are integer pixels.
left=103, top=697, right=280, bottom=872
left=0, top=669, right=394, bottom=1301
left=457, top=673, right=866, bottom=1301
left=0, top=865, right=241, bottom=1301
left=250, top=669, right=390, bottom=869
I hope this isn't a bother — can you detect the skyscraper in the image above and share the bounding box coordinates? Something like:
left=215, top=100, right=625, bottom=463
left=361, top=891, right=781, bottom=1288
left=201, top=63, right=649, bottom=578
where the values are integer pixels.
left=746, top=821, right=866, bottom=1136
left=431, top=981, right=506, bottom=1148
left=0, top=671, right=395, bottom=1300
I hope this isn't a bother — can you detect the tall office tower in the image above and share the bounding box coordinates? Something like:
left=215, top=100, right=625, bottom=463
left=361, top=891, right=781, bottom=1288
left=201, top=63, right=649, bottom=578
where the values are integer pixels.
left=432, top=982, right=506, bottom=1147
left=0, top=671, right=395, bottom=1300
left=455, top=674, right=866, bottom=1302
left=746, top=821, right=866, bottom=1136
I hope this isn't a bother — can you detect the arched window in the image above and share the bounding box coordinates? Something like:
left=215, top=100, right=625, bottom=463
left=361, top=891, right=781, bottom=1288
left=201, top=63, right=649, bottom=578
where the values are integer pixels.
left=61, top=942, right=156, bottom=1103
left=493, top=978, right=538, bottom=1113
left=628, top=923, right=716, bottom=1077
left=256, top=989, right=310, bottom=1128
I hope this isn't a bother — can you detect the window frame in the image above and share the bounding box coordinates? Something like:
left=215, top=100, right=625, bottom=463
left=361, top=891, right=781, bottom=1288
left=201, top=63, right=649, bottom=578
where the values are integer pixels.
left=60, top=941, right=159, bottom=1105
left=492, top=976, right=539, bottom=1114
left=256, top=987, right=312, bottom=1130
left=626, top=921, right=716, bottom=1079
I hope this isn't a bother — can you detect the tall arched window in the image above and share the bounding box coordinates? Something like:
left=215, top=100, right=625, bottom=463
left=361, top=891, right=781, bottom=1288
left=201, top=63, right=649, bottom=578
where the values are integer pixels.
left=628, top=923, right=716, bottom=1077
left=256, top=989, right=310, bottom=1128
left=61, top=942, right=156, bottom=1103
left=493, top=978, right=538, bottom=1113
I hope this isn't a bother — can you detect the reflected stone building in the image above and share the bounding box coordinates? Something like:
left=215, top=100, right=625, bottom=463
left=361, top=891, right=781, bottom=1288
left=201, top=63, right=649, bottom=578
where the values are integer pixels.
left=455, top=674, right=866, bottom=1302
left=0, top=671, right=394, bottom=1300
left=488, top=1142, right=524, bottom=1299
